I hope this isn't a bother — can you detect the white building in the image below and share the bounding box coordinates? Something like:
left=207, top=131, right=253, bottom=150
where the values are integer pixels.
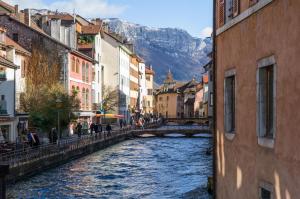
left=0, top=52, right=18, bottom=143
left=138, top=61, right=147, bottom=114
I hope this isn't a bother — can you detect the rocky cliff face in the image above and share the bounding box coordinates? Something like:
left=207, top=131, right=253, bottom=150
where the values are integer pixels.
left=104, top=18, right=212, bottom=84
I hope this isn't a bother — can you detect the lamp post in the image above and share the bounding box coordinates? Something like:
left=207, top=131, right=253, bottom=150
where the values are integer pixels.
left=56, top=98, right=62, bottom=139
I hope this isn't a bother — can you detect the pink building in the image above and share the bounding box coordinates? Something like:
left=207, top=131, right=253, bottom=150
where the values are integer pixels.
left=68, top=51, right=95, bottom=119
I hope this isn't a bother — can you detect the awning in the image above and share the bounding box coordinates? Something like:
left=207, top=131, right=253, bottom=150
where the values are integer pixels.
left=96, top=114, right=124, bottom=118
left=74, top=112, right=96, bottom=117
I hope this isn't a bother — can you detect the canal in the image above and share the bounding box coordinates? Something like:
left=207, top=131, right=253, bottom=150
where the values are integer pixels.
left=8, top=137, right=212, bottom=199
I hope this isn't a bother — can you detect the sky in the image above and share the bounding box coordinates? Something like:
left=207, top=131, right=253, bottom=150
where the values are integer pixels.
left=5, top=0, right=212, bottom=38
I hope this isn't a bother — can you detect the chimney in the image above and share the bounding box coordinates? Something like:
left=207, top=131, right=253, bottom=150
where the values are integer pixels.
left=24, top=9, right=31, bottom=27
left=14, top=5, right=19, bottom=14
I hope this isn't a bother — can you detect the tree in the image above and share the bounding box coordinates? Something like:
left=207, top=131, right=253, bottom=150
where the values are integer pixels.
left=100, top=85, right=118, bottom=114
left=22, top=39, right=80, bottom=133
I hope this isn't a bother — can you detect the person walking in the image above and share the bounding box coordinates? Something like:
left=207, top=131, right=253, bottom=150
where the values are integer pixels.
left=90, top=122, right=95, bottom=135
left=76, top=122, right=83, bottom=138
left=119, top=119, right=123, bottom=129
left=106, top=123, right=112, bottom=136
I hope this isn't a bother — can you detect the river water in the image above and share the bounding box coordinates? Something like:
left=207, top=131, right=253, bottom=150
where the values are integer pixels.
left=8, top=137, right=212, bottom=199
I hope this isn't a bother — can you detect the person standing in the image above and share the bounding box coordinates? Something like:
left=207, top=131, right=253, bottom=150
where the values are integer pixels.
left=76, top=122, right=83, bottom=138
left=90, top=122, right=95, bottom=135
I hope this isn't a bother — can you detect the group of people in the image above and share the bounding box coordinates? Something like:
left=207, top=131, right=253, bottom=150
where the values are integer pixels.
left=74, top=122, right=113, bottom=138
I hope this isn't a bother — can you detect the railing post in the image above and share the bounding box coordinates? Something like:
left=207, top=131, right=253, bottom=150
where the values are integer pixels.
left=0, top=165, right=9, bottom=199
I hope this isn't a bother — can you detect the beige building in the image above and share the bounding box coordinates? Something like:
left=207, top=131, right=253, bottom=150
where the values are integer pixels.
left=215, top=0, right=300, bottom=198
left=144, top=66, right=155, bottom=114
left=155, top=70, right=183, bottom=118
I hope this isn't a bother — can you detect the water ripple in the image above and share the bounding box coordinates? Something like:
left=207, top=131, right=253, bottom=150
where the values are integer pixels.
left=8, top=138, right=212, bottom=199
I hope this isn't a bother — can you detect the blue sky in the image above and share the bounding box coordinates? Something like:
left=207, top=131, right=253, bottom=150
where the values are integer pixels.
left=6, top=0, right=212, bottom=38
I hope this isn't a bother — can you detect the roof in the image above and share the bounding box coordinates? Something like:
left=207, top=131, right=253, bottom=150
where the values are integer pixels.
left=203, top=74, right=209, bottom=83
left=0, top=1, right=15, bottom=13
left=145, top=67, right=155, bottom=75
left=47, top=14, right=74, bottom=21
left=0, top=56, right=18, bottom=69
left=6, top=36, right=31, bottom=55
left=81, top=25, right=101, bottom=35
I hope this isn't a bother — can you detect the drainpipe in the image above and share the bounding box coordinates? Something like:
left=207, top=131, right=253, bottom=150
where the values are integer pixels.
left=212, top=0, right=217, bottom=198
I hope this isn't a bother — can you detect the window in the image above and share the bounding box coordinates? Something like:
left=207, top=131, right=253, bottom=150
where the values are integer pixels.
left=82, top=88, right=86, bottom=108
left=159, top=97, right=163, bottom=101
left=82, top=61, right=85, bottom=81
left=85, top=63, right=89, bottom=82
left=167, top=96, right=169, bottom=101
left=76, top=59, right=80, bottom=73
left=146, top=75, right=150, bottom=81
left=86, top=89, right=89, bottom=109
left=224, top=72, right=235, bottom=133
left=21, top=60, right=27, bottom=78
left=98, top=71, right=100, bottom=83
left=0, top=66, right=6, bottom=81
left=0, top=31, right=4, bottom=43
left=92, top=68, right=95, bottom=82
left=147, top=101, right=150, bottom=107
left=257, top=64, right=275, bottom=139
left=0, top=95, right=7, bottom=114
left=259, top=182, right=273, bottom=199
left=12, top=33, right=18, bottom=42
left=71, top=57, right=75, bottom=72
left=147, top=89, right=153, bottom=95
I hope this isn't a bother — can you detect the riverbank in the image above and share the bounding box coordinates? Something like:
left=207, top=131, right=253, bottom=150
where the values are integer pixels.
left=4, top=123, right=161, bottom=184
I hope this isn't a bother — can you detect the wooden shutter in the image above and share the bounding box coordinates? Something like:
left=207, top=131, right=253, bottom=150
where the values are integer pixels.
left=233, top=0, right=240, bottom=17
left=219, top=0, right=225, bottom=26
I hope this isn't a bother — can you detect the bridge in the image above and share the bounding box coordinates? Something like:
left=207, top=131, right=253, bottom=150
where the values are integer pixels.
left=132, top=125, right=212, bottom=138
left=165, top=117, right=210, bottom=125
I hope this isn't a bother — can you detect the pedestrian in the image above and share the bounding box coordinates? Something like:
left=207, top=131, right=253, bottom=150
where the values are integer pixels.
left=76, top=122, right=83, bottom=138
left=90, top=122, right=95, bottom=135
left=106, top=123, right=112, bottom=136
left=119, top=119, right=123, bottom=129
left=97, top=123, right=103, bottom=138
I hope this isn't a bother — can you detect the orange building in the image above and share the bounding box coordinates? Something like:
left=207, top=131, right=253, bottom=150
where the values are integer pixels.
left=215, top=0, right=300, bottom=198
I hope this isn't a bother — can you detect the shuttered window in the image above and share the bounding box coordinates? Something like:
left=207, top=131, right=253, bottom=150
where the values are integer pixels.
left=219, top=0, right=225, bottom=26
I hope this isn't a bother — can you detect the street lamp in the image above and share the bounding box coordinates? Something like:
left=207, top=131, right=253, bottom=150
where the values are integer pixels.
left=56, top=98, right=62, bottom=139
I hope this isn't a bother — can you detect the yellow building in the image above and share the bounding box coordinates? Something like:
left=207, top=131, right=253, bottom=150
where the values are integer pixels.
left=155, top=70, right=183, bottom=118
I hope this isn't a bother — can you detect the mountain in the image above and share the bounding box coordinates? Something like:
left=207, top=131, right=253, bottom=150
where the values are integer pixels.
left=104, top=18, right=212, bottom=84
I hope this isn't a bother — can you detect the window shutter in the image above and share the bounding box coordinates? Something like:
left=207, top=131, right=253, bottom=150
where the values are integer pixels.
left=233, top=0, right=240, bottom=17
left=219, top=0, right=225, bottom=26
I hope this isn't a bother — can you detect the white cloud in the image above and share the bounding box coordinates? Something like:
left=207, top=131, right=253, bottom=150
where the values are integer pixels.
left=200, top=27, right=212, bottom=38
left=4, top=0, right=127, bottom=18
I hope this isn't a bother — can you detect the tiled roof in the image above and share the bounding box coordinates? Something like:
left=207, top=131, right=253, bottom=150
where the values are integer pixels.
left=145, top=67, right=155, bottom=75
left=203, top=74, right=209, bottom=83
left=0, top=56, right=18, bottom=69
left=81, top=25, right=101, bottom=35
left=6, top=36, right=30, bottom=55
left=0, top=1, right=15, bottom=13
left=47, top=14, right=74, bottom=21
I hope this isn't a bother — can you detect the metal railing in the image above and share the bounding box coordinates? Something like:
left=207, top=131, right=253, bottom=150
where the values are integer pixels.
left=0, top=122, right=161, bottom=168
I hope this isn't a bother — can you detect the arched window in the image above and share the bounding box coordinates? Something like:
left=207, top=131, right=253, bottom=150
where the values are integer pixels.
left=71, top=57, right=75, bottom=72
left=86, top=89, right=89, bottom=109
left=85, top=63, right=89, bottom=82
left=82, top=88, right=86, bottom=109
left=76, top=58, right=80, bottom=73
left=82, top=61, right=85, bottom=82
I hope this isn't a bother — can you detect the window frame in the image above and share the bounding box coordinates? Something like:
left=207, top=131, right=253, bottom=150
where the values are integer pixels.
left=224, top=68, right=236, bottom=136
left=259, top=181, right=274, bottom=199
left=256, top=55, right=276, bottom=148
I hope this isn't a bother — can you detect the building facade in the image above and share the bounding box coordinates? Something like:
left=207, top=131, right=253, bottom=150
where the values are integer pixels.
left=215, top=0, right=300, bottom=198
left=145, top=66, right=155, bottom=114
left=129, top=55, right=140, bottom=113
